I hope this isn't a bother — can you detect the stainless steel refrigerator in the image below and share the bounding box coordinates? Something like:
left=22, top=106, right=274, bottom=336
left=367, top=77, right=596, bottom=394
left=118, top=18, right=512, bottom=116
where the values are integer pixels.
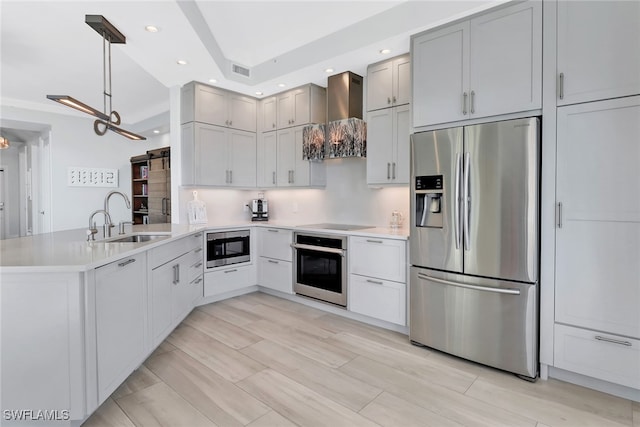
left=409, top=117, right=540, bottom=379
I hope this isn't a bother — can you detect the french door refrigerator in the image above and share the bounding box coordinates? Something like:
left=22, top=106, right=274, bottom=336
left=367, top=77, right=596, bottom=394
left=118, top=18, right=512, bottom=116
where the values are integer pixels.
left=409, top=117, right=540, bottom=379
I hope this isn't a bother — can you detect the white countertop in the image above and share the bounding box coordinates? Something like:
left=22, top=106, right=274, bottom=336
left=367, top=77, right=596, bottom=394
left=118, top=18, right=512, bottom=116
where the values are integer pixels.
left=0, top=221, right=408, bottom=272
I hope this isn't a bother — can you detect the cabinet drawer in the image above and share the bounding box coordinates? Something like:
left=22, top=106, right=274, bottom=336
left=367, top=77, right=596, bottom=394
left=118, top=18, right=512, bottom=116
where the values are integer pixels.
left=148, top=232, right=203, bottom=268
left=188, top=256, right=204, bottom=283
left=349, top=274, right=406, bottom=326
left=554, top=323, right=640, bottom=389
left=258, top=257, right=293, bottom=294
left=349, top=236, right=406, bottom=283
left=204, top=265, right=255, bottom=297
left=257, top=227, right=293, bottom=262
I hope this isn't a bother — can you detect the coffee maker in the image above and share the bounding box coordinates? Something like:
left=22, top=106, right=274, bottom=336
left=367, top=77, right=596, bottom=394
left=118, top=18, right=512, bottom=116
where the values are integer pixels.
left=250, top=198, right=269, bottom=221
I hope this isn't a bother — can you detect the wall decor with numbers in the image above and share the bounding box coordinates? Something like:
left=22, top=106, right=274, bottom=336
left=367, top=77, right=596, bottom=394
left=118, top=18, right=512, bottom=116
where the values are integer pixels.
left=67, top=167, right=119, bottom=187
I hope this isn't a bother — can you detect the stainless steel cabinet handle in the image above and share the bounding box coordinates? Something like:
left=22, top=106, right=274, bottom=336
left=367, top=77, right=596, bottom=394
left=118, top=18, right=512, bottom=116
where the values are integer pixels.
left=454, top=153, right=462, bottom=250
left=291, top=170, right=294, bottom=184
left=195, top=248, right=203, bottom=253
left=387, top=97, right=391, bottom=105
left=194, top=233, right=203, bottom=238
left=224, top=269, right=238, bottom=274
left=392, top=162, right=396, bottom=179
left=559, top=72, right=564, bottom=100
left=229, top=170, right=233, bottom=184
left=366, top=239, right=383, bottom=244
left=225, top=170, right=229, bottom=184
left=462, top=92, right=468, bottom=115
left=229, top=120, right=232, bottom=126
left=172, top=264, right=180, bottom=284
left=470, top=90, right=475, bottom=114
left=366, top=279, right=384, bottom=285
left=194, top=262, right=203, bottom=268
left=387, top=163, right=391, bottom=180
left=272, top=171, right=276, bottom=185
left=392, top=96, right=396, bottom=104
left=268, top=229, right=279, bottom=233
left=268, top=259, right=279, bottom=264
left=595, top=335, right=632, bottom=346
left=272, top=123, right=276, bottom=129
left=417, top=273, right=521, bottom=295
left=194, top=277, right=203, bottom=285
left=118, top=258, right=136, bottom=268
left=291, top=243, right=345, bottom=256
left=557, top=202, right=563, bottom=229
left=463, top=152, right=471, bottom=251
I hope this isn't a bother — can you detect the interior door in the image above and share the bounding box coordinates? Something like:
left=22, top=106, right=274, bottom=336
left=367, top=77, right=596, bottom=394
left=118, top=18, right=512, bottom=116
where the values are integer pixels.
left=410, top=127, right=463, bottom=273
left=463, top=117, right=539, bottom=283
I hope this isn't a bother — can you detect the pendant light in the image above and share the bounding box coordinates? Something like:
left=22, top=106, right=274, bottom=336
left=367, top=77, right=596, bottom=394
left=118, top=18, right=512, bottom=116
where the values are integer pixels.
left=47, top=15, right=146, bottom=141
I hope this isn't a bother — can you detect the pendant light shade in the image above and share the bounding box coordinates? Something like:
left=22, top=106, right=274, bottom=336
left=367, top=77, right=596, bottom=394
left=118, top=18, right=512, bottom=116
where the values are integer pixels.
left=46, top=15, right=145, bottom=141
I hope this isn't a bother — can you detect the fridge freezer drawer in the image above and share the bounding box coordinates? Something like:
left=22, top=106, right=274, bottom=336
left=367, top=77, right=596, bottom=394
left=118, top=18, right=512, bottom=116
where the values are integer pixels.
left=410, top=267, right=538, bottom=378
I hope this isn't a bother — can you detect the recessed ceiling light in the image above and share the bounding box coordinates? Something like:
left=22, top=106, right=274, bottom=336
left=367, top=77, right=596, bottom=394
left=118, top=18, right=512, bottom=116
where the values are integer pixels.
left=209, top=79, right=218, bottom=84
left=278, top=83, right=286, bottom=88
left=177, top=60, right=188, bottom=65
left=325, top=68, right=334, bottom=73
left=380, top=48, right=391, bottom=54
left=153, top=130, right=160, bottom=134
left=255, top=91, right=263, bottom=96
left=145, top=25, right=159, bottom=33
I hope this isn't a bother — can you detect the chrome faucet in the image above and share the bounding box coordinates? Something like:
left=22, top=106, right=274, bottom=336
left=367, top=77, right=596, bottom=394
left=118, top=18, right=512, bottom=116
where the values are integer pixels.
left=87, top=209, right=112, bottom=241
left=104, top=191, right=131, bottom=238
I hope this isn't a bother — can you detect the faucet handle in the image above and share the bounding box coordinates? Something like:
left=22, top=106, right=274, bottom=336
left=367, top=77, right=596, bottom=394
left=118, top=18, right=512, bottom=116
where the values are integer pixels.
left=119, top=221, right=135, bottom=235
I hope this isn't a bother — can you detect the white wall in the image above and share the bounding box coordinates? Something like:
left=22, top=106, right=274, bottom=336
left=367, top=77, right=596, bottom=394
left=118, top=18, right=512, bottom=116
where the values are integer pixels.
left=2, top=107, right=166, bottom=232
left=0, top=145, right=21, bottom=238
left=178, top=158, right=410, bottom=227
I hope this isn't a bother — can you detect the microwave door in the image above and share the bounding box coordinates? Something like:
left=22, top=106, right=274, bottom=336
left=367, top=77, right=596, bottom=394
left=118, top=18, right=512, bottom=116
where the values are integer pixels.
left=410, top=127, right=463, bottom=274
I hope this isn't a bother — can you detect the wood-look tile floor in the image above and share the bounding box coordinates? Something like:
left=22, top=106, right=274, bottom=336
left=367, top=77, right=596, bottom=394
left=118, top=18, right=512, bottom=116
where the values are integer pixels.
left=83, top=292, right=640, bottom=427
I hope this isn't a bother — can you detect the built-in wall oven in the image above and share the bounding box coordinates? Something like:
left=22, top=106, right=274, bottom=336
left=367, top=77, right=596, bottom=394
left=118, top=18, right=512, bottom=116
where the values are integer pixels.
left=206, top=230, right=250, bottom=269
left=292, top=232, right=347, bottom=306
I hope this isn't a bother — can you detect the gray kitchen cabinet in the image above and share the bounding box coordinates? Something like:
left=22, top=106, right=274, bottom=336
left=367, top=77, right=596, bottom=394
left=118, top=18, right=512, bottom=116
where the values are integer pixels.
left=367, top=54, right=410, bottom=111
left=348, top=236, right=407, bottom=325
left=257, top=131, right=277, bottom=188
left=276, top=125, right=325, bottom=187
left=412, top=0, right=541, bottom=128
left=366, top=104, right=410, bottom=185
left=260, top=96, right=278, bottom=132
left=181, top=82, right=257, bottom=132
left=182, top=122, right=256, bottom=188
left=276, top=84, right=325, bottom=129
left=257, top=227, right=293, bottom=294
left=94, top=252, right=147, bottom=404
left=554, top=96, right=640, bottom=388
left=149, top=233, right=203, bottom=347
left=557, top=1, right=640, bottom=106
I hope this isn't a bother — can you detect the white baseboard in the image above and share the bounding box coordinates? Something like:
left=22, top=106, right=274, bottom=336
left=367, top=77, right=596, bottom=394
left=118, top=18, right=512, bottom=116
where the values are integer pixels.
left=549, top=366, right=640, bottom=402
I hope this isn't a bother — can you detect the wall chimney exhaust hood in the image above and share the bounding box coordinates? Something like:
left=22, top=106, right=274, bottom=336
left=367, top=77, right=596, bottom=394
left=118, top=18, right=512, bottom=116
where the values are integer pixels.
left=302, top=71, right=366, bottom=160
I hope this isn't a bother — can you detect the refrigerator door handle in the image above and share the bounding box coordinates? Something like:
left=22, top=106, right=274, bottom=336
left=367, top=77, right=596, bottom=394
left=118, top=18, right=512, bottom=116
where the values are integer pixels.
left=454, top=152, right=462, bottom=250
left=417, top=273, right=521, bottom=295
left=463, top=152, right=471, bottom=251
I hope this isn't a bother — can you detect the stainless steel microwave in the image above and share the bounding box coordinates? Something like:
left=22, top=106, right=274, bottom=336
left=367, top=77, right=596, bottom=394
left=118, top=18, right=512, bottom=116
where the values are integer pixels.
left=206, top=230, right=250, bottom=269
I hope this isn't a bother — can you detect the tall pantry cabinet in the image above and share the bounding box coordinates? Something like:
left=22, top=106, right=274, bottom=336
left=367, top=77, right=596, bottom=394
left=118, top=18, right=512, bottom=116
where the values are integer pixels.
left=550, top=0, right=640, bottom=393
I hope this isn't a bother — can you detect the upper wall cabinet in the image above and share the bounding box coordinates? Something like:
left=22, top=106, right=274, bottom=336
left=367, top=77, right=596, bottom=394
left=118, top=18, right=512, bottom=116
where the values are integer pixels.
left=181, top=82, right=257, bottom=132
left=276, top=84, right=326, bottom=130
left=261, top=96, right=278, bottom=132
left=367, top=54, right=411, bottom=111
left=412, top=1, right=541, bottom=128
left=557, top=1, right=640, bottom=106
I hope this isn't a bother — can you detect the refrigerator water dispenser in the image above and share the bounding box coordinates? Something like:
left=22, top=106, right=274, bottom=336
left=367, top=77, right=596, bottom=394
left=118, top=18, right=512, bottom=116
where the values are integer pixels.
left=415, top=175, right=443, bottom=228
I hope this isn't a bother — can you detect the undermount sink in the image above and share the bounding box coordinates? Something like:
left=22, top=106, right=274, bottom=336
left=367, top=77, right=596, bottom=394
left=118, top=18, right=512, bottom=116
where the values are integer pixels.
left=105, top=233, right=171, bottom=243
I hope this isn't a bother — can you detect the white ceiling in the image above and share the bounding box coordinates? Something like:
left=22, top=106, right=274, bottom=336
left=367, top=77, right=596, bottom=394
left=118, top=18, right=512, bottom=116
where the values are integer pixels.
left=0, top=0, right=504, bottom=138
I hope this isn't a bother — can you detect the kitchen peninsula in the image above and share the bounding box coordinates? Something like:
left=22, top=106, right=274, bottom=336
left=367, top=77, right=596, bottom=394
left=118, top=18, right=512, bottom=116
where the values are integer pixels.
left=0, top=222, right=408, bottom=426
